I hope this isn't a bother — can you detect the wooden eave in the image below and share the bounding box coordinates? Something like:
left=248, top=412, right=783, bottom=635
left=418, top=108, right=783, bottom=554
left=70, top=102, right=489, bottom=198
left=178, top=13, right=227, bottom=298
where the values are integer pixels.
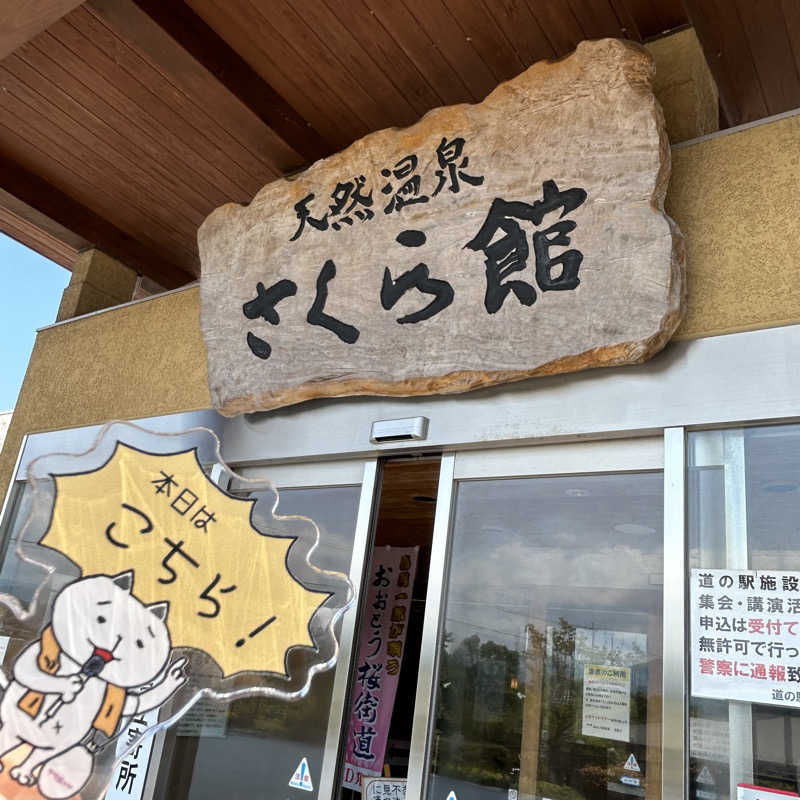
left=0, top=0, right=797, bottom=289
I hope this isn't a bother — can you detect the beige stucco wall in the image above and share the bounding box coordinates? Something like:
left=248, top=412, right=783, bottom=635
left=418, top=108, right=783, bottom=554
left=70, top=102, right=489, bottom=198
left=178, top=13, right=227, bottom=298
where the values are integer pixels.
left=0, top=287, right=209, bottom=499
left=669, top=114, right=800, bottom=338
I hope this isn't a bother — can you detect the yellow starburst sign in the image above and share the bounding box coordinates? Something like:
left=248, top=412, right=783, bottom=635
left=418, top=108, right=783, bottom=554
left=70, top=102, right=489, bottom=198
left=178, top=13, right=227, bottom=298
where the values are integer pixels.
left=40, top=443, right=329, bottom=677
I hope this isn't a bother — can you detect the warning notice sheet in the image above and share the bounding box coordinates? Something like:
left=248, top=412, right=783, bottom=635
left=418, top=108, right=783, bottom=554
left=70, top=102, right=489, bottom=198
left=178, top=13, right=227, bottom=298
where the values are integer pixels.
left=691, top=569, right=800, bottom=709
left=581, top=664, right=631, bottom=741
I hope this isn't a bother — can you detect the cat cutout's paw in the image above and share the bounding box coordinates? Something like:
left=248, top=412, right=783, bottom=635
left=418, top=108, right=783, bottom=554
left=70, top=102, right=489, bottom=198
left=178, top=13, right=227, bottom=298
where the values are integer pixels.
left=59, top=675, right=83, bottom=704
left=166, top=657, right=188, bottom=691
left=10, top=765, right=35, bottom=785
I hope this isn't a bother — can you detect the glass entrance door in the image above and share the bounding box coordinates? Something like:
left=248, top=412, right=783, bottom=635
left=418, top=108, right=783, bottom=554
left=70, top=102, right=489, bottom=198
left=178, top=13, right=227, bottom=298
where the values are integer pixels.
left=150, top=458, right=379, bottom=800
left=409, top=438, right=666, bottom=800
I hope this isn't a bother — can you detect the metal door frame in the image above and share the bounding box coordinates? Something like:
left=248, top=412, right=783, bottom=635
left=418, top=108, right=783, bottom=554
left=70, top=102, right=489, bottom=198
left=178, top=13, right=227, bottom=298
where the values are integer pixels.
left=405, top=435, right=682, bottom=800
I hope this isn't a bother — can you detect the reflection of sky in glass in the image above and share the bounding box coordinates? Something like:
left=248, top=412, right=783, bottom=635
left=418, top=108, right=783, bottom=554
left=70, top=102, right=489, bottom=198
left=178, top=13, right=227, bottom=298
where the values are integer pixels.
left=689, top=425, right=800, bottom=571
left=250, top=486, right=358, bottom=574
left=443, top=472, right=663, bottom=649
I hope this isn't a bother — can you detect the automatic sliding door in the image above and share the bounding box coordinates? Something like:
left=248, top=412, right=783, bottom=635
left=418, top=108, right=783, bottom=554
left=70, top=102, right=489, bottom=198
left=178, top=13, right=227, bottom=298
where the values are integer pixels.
left=409, top=439, right=665, bottom=800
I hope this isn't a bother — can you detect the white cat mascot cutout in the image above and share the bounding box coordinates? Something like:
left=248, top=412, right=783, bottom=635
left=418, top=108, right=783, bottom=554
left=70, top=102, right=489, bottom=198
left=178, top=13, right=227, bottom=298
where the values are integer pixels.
left=0, top=570, right=186, bottom=799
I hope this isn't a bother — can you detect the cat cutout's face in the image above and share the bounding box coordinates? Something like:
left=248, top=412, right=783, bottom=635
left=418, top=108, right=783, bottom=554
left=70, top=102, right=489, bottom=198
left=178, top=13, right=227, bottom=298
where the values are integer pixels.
left=51, top=573, right=172, bottom=688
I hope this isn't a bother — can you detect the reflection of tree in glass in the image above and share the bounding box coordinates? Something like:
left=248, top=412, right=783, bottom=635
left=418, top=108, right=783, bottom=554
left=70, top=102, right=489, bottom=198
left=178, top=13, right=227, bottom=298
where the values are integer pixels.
left=434, top=630, right=522, bottom=789
left=541, top=619, right=578, bottom=786
left=537, top=618, right=650, bottom=800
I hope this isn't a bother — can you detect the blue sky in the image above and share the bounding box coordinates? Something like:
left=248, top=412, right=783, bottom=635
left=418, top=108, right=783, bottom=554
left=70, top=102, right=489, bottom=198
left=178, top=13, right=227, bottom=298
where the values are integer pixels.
left=0, top=233, right=71, bottom=411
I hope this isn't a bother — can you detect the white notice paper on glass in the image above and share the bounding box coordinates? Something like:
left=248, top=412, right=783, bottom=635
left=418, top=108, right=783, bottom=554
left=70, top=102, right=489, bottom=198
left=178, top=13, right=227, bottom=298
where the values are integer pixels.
left=581, top=664, right=631, bottom=741
left=691, top=569, right=800, bottom=708
left=737, top=783, right=799, bottom=799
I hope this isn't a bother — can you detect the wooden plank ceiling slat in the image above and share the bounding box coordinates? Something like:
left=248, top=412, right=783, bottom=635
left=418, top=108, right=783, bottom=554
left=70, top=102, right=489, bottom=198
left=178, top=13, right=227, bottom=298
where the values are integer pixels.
left=401, top=0, right=499, bottom=101
left=13, top=43, right=218, bottom=224
left=441, top=0, right=527, bottom=85
left=0, top=87, right=197, bottom=267
left=734, top=0, right=800, bottom=115
left=650, top=0, right=690, bottom=34
left=283, top=0, right=421, bottom=129
left=59, top=9, right=263, bottom=202
left=254, top=0, right=394, bottom=136
left=780, top=0, right=800, bottom=95
left=109, top=0, right=319, bottom=170
left=683, top=0, right=770, bottom=124
left=566, top=0, right=629, bottom=40
left=0, top=54, right=205, bottom=242
left=0, top=0, right=84, bottom=61
left=359, top=0, right=474, bottom=105
left=486, top=0, right=557, bottom=67
left=607, top=0, right=643, bottom=40
left=0, top=148, right=194, bottom=287
left=527, top=0, right=587, bottom=54
left=88, top=0, right=294, bottom=181
left=324, top=0, right=443, bottom=115
left=614, top=0, right=665, bottom=39
left=187, top=0, right=356, bottom=151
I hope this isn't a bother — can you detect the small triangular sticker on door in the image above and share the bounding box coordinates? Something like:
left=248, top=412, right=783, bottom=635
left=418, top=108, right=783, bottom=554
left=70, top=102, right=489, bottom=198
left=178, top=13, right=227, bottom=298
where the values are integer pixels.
left=624, top=753, right=640, bottom=772
left=289, top=757, right=314, bottom=791
left=697, top=766, right=715, bottom=785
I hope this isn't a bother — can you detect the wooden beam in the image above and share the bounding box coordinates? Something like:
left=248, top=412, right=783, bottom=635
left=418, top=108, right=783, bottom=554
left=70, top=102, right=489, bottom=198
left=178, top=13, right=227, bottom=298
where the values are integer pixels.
left=128, top=0, right=332, bottom=165
left=0, top=187, right=89, bottom=269
left=0, top=0, right=85, bottom=61
left=0, top=151, right=195, bottom=289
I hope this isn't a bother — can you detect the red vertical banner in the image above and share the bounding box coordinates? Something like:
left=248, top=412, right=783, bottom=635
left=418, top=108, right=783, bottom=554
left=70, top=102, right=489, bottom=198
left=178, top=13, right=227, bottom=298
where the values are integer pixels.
left=343, top=547, right=418, bottom=792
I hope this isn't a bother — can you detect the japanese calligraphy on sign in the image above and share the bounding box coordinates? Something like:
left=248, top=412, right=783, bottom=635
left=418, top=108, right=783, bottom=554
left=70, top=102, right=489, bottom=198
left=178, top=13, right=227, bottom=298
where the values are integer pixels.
left=343, top=547, right=417, bottom=792
left=199, top=39, right=684, bottom=415
left=691, top=569, right=800, bottom=708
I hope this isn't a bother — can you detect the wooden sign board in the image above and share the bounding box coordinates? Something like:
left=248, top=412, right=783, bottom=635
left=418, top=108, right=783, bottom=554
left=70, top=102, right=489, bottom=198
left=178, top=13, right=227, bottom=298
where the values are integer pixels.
left=199, top=39, right=684, bottom=416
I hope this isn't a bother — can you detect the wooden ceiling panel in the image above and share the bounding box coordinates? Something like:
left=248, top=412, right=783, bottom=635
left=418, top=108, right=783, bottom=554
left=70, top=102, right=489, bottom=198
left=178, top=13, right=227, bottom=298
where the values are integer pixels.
left=101, top=0, right=311, bottom=172
left=54, top=9, right=265, bottom=202
left=2, top=51, right=208, bottom=231
left=0, top=0, right=84, bottom=61
left=566, top=0, right=630, bottom=40
left=282, top=0, right=421, bottom=127
left=651, top=0, right=690, bottom=34
left=0, top=95, right=197, bottom=268
left=781, top=0, right=800, bottom=97
left=528, top=0, right=587, bottom=54
left=685, top=0, right=772, bottom=124
left=247, top=0, right=383, bottom=136
left=349, top=0, right=474, bottom=105
left=485, top=0, right=557, bottom=67
left=321, top=0, right=443, bottom=115
left=734, top=0, right=800, bottom=116
left=0, top=144, right=195, bottom=287
left=401, top=0, right=500, bottom=101
left=441, top=0, right=527, bottom=84
left=186, top=0, right=359, bottom=151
